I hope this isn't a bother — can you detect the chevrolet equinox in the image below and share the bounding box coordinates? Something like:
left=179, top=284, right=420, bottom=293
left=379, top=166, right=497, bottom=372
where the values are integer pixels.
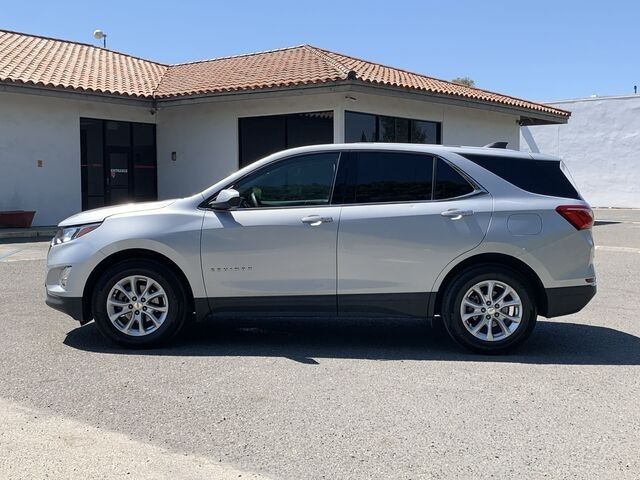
left=46, top=144, right=596, bottom=353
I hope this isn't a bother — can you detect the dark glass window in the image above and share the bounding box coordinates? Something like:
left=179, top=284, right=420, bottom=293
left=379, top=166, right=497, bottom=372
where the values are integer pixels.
left=410, top=120, right=440, bottom=144
left=233, top=153, right=339, bottom=208
left=462, top=154, right=581, bottom=199
left=286, top=112, right=334, bottom=148
left=132, top=123, right=157, bottom=201
left=345, top=111, right=441, bottom=144
left=80, top=118, right=157, bottom=210
left=434, top=158, right=474, bottom=199
left=80, top=118, right=105, bottom=210
left=239, top=111, right=333, bottom=168
left=105, top=120, right=131, bottom=147
left=379, top=116, right=410, bottom=143
left=345, top=152, right=433, bottom=204
left=345, top=111, right=377, bottom=142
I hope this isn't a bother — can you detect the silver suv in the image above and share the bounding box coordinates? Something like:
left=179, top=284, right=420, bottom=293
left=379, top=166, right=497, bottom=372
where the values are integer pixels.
left=46, top=144, right=596, bottom=353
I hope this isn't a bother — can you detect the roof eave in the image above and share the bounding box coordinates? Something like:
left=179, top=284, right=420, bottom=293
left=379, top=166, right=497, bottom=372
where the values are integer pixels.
left=1, top=78, right=569, bottom=124
left=154, top=80, right=570, bottom=124
left=346, top=82, right=569, bottom=124
left=0, top=80, right=155, bottom=107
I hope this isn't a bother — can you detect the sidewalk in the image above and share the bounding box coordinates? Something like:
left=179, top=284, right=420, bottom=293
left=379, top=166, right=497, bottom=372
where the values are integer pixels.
left=0, top=226, right=57, bottom=240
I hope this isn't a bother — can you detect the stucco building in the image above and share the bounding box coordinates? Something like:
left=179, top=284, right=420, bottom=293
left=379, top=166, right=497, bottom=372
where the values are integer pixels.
left=0, top=29, right=569, bottom=225
left=520, top=94, right=640, bottom=208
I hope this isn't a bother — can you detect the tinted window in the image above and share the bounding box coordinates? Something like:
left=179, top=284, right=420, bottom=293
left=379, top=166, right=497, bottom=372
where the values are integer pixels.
left=233, top=153, right=339, bottom=208
left=434, top=158, right=474, bottom=199
left=105, top=120, right=130, bottom=147
left=410, top=120, right=440, bottom=144
left=345, top=111, right=376, bottom=142
left=132, top=123, right=157, bottom=201
left=239, top=115, right=287, bottom=168
left=239, top=112, right=333, bottom=168
left=345, top=152, right=433, bottom=204
left=286, top=112, right=334, bottom=149
left=345, top=111, right=441, bottom=144
left=80, top=118, right=157, bottom=211
left=462, top=154, right=580, bottom=199
left=379, top=116, right=410, bottom=143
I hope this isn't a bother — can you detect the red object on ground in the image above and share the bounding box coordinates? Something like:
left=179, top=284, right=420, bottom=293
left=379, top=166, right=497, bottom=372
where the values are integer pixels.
left=0, top=211, right=36, bottom=228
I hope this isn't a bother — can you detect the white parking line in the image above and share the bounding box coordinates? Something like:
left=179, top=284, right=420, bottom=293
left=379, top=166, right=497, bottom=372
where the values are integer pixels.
left=595, top=245, right=640, bottom=254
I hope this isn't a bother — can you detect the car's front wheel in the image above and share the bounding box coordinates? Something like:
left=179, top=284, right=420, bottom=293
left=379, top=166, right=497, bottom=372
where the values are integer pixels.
left=92, top=259, right=188, bottom=347
left=442, top=265, right=537, bottom=354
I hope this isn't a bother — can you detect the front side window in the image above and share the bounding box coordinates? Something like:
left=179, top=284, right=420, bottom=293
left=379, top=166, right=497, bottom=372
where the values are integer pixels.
left=343, top=152, right=434, bottom=204
left=232, top=153, right=339, bottom=208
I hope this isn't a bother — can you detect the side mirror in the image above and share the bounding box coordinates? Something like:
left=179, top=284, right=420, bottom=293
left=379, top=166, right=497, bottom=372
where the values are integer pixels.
left=210, top=188, right=241, bottom=210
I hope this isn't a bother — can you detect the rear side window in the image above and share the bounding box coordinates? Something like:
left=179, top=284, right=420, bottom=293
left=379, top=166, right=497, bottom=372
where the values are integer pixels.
left=434, top=158, right=475, bottom=199
left=344, top=152, right=433, bottom=203
left=462, top=154, right=581, bottom=199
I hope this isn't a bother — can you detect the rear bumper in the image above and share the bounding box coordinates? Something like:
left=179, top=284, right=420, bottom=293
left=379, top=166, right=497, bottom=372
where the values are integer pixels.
left=45, top=292, right=84, bottom=322
left=544, top=285, right=596, bottom=318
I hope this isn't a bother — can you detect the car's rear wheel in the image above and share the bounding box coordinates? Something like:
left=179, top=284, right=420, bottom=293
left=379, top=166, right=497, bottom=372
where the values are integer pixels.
left=441, top=265, right=537, bottom=354
left=92, top=259, right=188, bottom=347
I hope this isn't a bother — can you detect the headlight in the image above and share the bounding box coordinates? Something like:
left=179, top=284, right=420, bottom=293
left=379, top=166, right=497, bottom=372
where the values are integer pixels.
left=51, top=223, right=101, bottom=246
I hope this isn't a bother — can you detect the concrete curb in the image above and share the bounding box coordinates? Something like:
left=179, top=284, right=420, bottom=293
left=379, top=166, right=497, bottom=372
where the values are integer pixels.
left=0, top=227, right=57, bottom=240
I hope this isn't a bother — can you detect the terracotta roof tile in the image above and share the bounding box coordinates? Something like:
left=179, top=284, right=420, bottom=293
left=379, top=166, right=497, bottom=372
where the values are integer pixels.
left=0, top=30, right=166, bottom=97
left=154, top=45, right=345, bottom=97
left=0, top=30, right=569, bottom=118
left=314, top=47, right=567, bottom=117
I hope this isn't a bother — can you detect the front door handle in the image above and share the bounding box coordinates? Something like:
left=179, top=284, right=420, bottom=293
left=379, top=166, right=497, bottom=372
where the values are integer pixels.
left=301, top=215, right=333, bottom=226
left=441, top=209, right=474, bottom=220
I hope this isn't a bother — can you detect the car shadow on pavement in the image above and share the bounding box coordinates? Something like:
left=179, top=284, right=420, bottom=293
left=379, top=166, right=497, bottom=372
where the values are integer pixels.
left=63, top=317, right=640, bottom=366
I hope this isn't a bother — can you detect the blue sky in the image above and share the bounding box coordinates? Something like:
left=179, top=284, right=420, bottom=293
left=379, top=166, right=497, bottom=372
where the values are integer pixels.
left=3, top=0, right=638, bottom=101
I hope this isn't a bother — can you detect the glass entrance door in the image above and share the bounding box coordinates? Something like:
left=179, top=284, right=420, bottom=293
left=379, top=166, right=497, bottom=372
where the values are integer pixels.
left=106, top=149, right=131, bottom=205
left=80, top=118, right=157, bottom=210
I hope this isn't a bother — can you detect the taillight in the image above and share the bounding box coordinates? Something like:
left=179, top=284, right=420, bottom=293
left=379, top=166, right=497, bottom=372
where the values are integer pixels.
left=556, top=205, right=594, bottom=230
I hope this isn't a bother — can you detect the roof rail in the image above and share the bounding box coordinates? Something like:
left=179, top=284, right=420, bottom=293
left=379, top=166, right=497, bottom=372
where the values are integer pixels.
left=483, top=141, right=509, bottom=149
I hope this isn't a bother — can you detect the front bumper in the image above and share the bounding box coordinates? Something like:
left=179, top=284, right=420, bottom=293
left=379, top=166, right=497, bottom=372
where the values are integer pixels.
left=544, top=285, right=597, bottom=318
left=45, top=292, right=85, bottom=322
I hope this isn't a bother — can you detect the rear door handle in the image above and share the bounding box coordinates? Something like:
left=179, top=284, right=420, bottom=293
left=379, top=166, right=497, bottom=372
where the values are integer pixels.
left=301, top=215, right=333, bottom=226
left=441, top=209, right=474, bottom=220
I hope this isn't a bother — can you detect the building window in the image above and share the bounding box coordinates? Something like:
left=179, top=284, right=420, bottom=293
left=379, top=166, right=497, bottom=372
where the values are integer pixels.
left=239, top=111, right=334, bottom=168
left=80, top=118, right=157, bottom=210
left=345, top=111, right=441, bottom=144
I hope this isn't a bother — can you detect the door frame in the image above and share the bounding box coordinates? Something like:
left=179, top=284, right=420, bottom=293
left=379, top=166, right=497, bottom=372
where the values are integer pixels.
left=80, top=118, right=158, bottom=210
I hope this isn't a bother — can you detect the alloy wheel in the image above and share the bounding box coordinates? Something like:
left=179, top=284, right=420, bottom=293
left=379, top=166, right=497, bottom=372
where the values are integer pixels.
left=460, top=280, right=523, bottom=342
left=106, top=275, right=169, bottom=337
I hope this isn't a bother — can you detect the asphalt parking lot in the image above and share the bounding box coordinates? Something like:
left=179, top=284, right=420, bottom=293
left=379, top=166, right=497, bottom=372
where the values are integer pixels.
left=0, top=209, right=639, bottom=479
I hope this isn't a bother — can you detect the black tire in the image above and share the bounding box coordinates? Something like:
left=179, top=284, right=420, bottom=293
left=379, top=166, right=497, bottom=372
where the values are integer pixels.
left=441, top=265, right=537, bottom=354
left=92, top=259, right=189, bottom=347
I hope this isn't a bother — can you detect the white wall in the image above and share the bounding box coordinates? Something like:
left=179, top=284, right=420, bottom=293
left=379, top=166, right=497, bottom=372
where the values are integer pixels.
left=156, top=90, right=521, bottom=199
left=520, top=95, right=640, bottom=208
left=0, top=92, right=155, bottom=225
left=0, top=88, right=522, bottom=225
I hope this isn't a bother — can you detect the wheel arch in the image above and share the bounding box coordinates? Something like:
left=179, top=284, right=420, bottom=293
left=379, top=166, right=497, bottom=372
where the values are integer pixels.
left=430, top=253, right=548, bottom=318
left=81, top=249, right=197, bottom=324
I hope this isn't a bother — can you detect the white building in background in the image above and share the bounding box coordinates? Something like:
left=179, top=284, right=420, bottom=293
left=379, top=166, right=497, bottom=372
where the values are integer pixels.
left=520, top=95, right=640, bottom=208
left=0, top=29, right=569, bottom=226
